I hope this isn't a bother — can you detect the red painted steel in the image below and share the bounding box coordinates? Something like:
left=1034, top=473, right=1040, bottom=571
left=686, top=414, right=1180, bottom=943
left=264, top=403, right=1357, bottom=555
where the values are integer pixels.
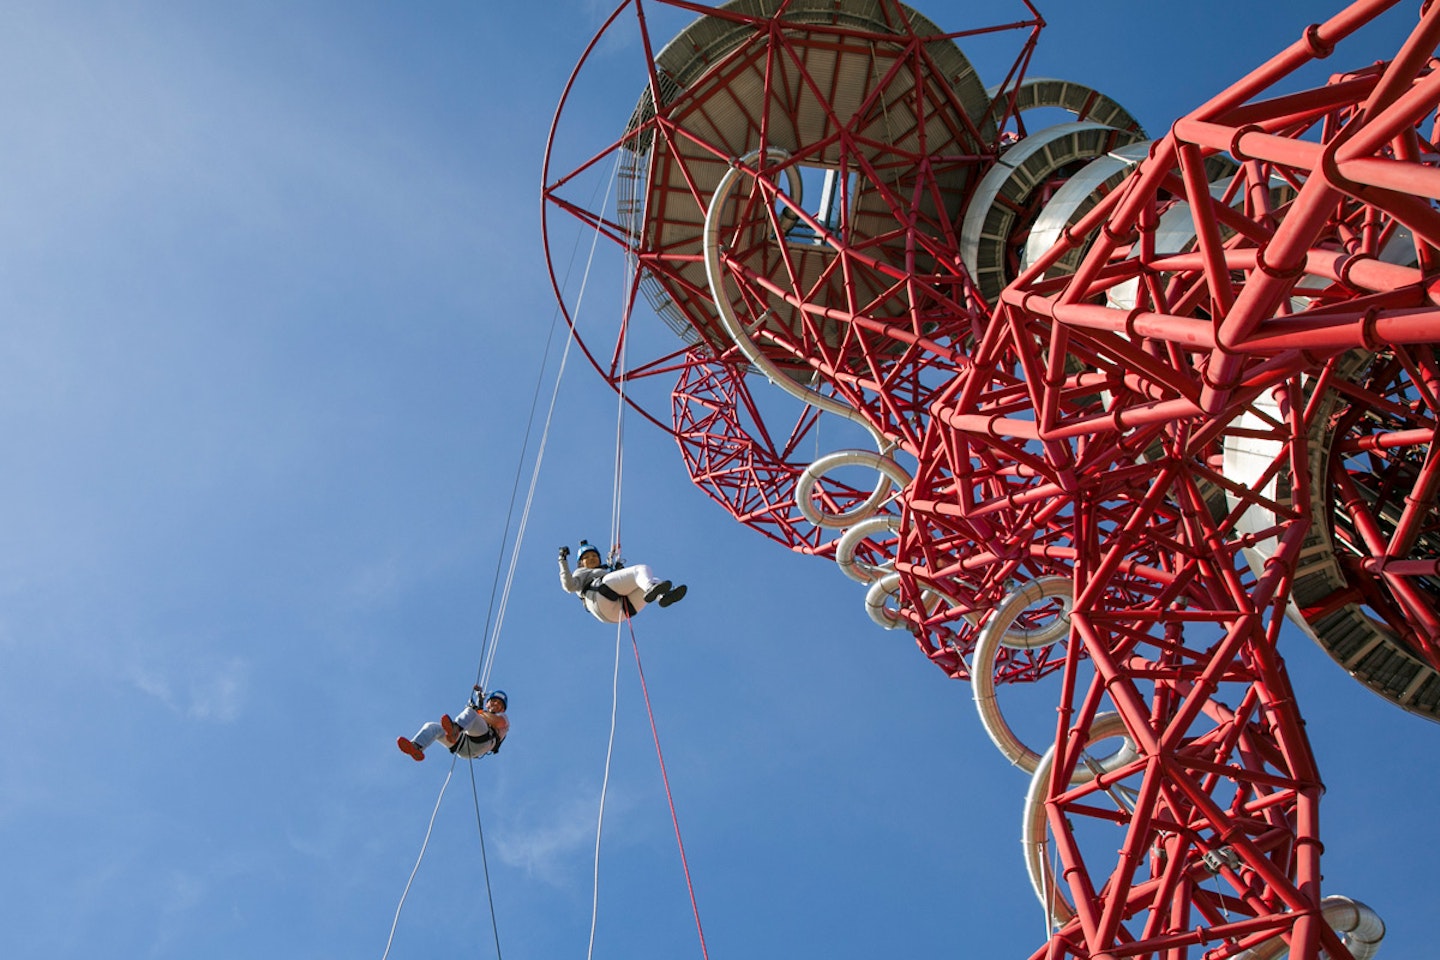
left=543, top=1, right=1439, bottom=958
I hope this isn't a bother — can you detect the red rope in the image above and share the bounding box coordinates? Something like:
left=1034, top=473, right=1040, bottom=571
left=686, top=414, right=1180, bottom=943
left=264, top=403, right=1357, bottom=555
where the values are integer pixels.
left=626, top=616, right=710, bottom=960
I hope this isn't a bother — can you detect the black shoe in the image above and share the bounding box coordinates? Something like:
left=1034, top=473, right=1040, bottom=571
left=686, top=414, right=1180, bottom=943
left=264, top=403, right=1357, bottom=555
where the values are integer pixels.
left=659, top=584, right=687, bottom=607
left=644, top=580, right=672, bottom=603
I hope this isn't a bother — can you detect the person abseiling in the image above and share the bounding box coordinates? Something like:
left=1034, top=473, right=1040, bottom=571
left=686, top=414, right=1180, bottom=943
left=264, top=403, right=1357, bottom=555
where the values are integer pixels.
left=397, top=687, right=509, bottom=762
left=558, top=539, right=686, bottom=623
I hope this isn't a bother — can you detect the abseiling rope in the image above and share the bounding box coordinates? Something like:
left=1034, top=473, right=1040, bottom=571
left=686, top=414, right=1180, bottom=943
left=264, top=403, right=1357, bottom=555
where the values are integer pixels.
left=472, top=305, right=569, bottom=693
left=609, top=370, right=625, bottom=559
left=468, top=759, right=504, bottom=960
left=587, top=622, right=625, bottom=960
left=474, top=146, right=620, bottom=692
left=585, top=150, right=709, bottom=958
left=627, top=616, right=710, bottom=960
left=380, top=759, right=458, bottom=960
left=589, top=150, right=630, bottom=958
left=607, top=253, right=627, bottom=560
left=585, top=621, right=711, bottom=960
left=476, top=323, right=575, bottom=693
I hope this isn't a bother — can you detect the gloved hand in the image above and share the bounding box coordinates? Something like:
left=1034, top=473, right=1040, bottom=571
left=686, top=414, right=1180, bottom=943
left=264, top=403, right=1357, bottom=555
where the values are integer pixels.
left=558, top=545, right=570, bottom=560
left=470, top=686, right=484, bottom=710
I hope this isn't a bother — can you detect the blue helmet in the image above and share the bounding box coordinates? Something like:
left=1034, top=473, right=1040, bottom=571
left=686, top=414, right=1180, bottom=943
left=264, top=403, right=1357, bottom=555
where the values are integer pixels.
left=485, top=690, right=508, bottom=710
left=577, top=540, right=601, bottom=560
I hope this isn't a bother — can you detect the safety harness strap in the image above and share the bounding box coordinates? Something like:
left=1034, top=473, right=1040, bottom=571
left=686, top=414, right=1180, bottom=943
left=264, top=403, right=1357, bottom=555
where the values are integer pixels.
left=587, top=581, right=636, bottom=618
left=449, top=728, right=504, bottom=757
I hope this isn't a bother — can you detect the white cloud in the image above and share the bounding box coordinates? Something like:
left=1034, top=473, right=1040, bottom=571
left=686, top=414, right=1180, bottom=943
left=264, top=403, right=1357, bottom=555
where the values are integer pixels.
left=127, top=656, right=249, bottom=723
left=128, top=665, right=178, bottom=711
left=344, top=558, right=404, bottom=609
left=496, top=785, right=635, bottom=887
left=186, top=658, right=249, bottom=723
left=163, top=868, right=206, bottom=914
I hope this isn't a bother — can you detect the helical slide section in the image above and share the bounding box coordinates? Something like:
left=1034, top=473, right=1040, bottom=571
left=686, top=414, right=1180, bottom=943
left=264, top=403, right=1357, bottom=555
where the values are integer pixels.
left=1020, top=710, right=1133, bottom=925
left=972, top=577, right=1136, bottom=776
left=1229, top=897, right=1385, bottom=960
left=863, top=572, right=963, bottom=631
left=793, top=449, right=912, bottom=529
left=835, top=515, right=900, bottom=584
left=800, top=450, right=961, bottom=630
left=831, top=512, right=959, bottom=630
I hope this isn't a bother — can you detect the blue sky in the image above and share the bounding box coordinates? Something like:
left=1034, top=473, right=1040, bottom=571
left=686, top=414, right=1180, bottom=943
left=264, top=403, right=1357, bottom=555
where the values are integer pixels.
left=0, top=2, right=1434, bottom=958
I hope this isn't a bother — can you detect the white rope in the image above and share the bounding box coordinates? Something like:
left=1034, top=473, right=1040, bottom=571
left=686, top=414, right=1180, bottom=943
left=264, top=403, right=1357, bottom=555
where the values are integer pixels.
left=478, top=153, right=620, bottom=692
left=609, top=342, right=626, bottom=554
left=479, top=326, right=575, bottom=692
left=590, top=151, right=635, bottom=957
left=587, top=620, right=625, bottom=960
left=380, top=759, right=457, bottom=960
left=610, top=151, right=630, bottom=558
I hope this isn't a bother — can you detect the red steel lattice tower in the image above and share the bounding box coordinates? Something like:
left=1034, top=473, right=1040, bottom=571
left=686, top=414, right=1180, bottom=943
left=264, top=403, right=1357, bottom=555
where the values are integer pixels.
left=542, top=2, right=1439, bottom=958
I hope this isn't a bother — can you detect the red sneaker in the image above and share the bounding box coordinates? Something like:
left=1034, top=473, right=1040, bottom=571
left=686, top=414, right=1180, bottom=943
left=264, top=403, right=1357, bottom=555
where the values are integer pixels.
left=397, top=737, right=425, bottom=762
left=441, top=714, right=460, bottom=744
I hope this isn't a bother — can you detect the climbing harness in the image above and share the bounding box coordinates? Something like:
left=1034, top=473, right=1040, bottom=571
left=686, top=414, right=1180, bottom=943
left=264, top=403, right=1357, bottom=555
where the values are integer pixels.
left=449, top=727, right=504, bottom=758
left=586, top=579, right=638, bottom=617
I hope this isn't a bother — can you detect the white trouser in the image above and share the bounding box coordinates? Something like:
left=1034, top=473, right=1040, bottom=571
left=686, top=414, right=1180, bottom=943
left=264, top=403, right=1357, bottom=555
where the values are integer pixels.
left=583, top=564, right=663, bottom=623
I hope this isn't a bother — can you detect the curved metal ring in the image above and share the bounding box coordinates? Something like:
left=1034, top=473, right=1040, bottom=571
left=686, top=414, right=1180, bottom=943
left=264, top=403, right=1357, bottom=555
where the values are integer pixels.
left=864, top=572, right=957, bottom=631
left=795, top=448, right=913, bottom=529
left=835, top=515, right=900, bottom=584
left=996, top=576, right=1075, bottom=650
left=972, top=578, right=1132, bottom=775
left=1021, top=711, right=1135, bottom=925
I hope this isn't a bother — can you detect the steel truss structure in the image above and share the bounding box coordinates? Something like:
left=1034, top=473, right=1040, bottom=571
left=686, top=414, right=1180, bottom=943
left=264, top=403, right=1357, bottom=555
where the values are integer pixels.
left=543, top=2, right=1438, bottom=958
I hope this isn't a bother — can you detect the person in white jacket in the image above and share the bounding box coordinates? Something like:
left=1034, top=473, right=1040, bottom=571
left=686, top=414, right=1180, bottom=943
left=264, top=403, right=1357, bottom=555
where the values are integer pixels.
left=398, top=688, right=509, bottom=762
left=558, top=540, right=686, bottom=623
